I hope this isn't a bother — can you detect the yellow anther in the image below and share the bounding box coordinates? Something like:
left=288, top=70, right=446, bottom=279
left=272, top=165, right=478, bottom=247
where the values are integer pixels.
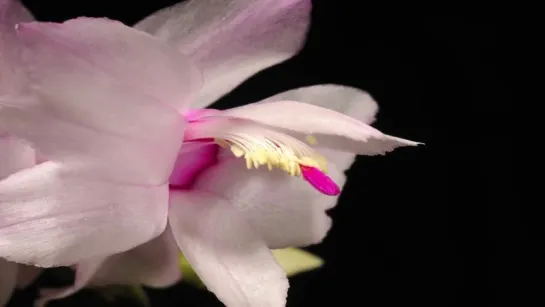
left=215, top=138, right=230, bottom=148
left=245, top=154, right=253, bottom=169
left=216, top=135, right=329, bottom=177
left=230, top=144, right=245, bottom=158
left=306, top=135, right=318, bottom=145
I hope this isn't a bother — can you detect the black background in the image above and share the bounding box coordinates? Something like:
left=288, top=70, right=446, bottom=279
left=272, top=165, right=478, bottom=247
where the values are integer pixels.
left=9, top=1, right=515, bottom=306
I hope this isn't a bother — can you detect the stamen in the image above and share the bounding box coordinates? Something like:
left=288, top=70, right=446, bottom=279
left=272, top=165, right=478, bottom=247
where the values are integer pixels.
left=208, top=123, right=338, bottom=196
left=306, top=135, right=318, bottom=145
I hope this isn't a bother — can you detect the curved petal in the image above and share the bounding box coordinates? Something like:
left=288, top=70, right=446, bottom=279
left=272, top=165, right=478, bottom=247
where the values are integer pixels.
left=0, top=0, right=33, bottom=95
left=135, top=0, right=311, bottom=108
left=169, top=191, right=288, bottom=307
left=215, top=99, right=421, bottom=155
left=0, top=162, right=169, bottom=267
left=0, top=17, right=199, bottom=185
left=258, top=85, right=379, bottom=124
left=192, top=156, right=344, bottom=249
left=0, top=258, right=17, bottom=307
left=0, top=135, right=34, bottom=179
left=90, top=225, right=181, bottom=288
left=252, top=84, right=381, bottom=169
left=18, top=17, right=201, bottom=111
left=35, top=228, right=181, bottom=306
left=35, top=257, right=104, bottom=307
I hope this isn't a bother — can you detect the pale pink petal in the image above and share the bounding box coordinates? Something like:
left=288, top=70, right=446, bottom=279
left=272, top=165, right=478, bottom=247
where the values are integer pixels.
left=258, top=85, right=379, bottom=124
left=0, top=258, right=17, bottom=307
left=0, top=135, right=34, bottom=179
left=0, top=0, right=33, bottom=95
left=217, top=99, right=422, bottom=156
left=192, top=156, right=345, bottom=248
left=169, top=191, right=288, bottom=307
left=135, top=0, right=311, bottom=108
left=255, top=85, right=381, bottom=169
left=0, top=162, right=169, bottom=267
left=0, top=18, right=200, bottom=185
left=35, top=258, right=104, bottom=307
left=90, top=224, right=181, bottom=288
left=18, top=17, right=201, bottom=111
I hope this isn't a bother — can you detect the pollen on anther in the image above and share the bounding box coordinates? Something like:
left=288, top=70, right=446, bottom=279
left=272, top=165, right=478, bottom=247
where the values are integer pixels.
left=306, top=135, right=318, bottom=145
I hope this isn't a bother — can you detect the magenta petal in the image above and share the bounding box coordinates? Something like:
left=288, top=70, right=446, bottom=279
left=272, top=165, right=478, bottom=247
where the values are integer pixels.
left=169, top=142, right=218, bottom=190
left=300, top=165, right=341, bottom=196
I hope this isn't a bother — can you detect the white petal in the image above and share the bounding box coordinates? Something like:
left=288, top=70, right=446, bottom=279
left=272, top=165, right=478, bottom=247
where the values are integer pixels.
left=90, top=225, right=181, bottom=288
left=0, top=162, right=169, bottom=267
left=0, top=258, right=17, bottom=307
left=254, top=84, right=380, bottom=169
left=169, top=191, right=288, bottom=307
left=135, top=0, right=311, bottom=108
left=193, top=157, right=344, bottom=248
left=220, top=99, right=421, bottom=156
left=259, top=85, right=379, bottom=124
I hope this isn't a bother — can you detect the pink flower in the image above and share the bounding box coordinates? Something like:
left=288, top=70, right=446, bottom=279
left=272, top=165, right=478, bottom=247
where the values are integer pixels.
left=0, top=137, right=42, bottom=307
left=0, top=0, right=421, bottom=306
left=1, top=1, right=42, bottom=306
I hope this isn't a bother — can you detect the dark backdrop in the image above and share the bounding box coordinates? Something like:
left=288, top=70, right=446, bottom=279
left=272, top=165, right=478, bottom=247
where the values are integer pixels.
left=10, top=1, right=515, bottom=306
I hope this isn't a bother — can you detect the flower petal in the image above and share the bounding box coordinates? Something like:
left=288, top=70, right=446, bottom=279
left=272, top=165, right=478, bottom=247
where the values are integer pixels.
left=0, top=0, right=33, bottom=25
left=90, top=224, right=181, bottom=288
left=0, top=17, right=200, bottom=185
left=218, top=93, right=422, bottom=156
left=18, top=17, right=201, bottom=111
left=192, top=156, right=344, bottom=248
left=35, top=258, right=104, bottom=307
left=0, top=161, right=169, bottom=267
left=258, top=85, right=379, bottom=124
left=169, top=191, right=288, bottom=307
left=0, top=258, right=17, bottom=307
left=255, top=84, right=380, bottom=169
left=135, top=0, right=311, bottom=108
left=0, top=0, right=33, bottom=95
left=0, top=135, right=34, bottom=179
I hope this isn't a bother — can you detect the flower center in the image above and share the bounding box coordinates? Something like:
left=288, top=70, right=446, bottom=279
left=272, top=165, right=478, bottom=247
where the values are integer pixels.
left=213, top=129, right=340, bottom=196
left=181, top=114, right=341, bottom=196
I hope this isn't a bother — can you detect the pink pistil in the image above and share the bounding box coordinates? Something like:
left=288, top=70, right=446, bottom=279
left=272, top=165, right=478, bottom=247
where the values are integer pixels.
left=300, top=165, right=341, bottom=196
